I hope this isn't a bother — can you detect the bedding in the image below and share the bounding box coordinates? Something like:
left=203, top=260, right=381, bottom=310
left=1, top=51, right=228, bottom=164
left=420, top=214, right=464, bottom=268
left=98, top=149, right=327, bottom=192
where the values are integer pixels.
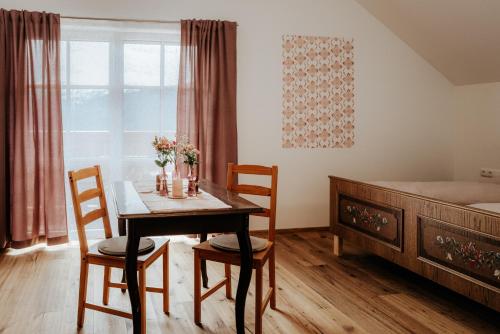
left=368, top=181, right=500, bottom=205
left=467, top=202, right=500, bottom=213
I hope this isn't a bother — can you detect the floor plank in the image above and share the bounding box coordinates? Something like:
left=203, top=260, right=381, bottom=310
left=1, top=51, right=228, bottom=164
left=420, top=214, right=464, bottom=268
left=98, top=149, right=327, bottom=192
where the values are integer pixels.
left=0, top=232, right=498, bottom=334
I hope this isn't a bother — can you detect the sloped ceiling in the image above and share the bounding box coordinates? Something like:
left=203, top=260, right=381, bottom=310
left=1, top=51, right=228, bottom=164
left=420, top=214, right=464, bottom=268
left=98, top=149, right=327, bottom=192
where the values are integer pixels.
left=354, top=0, right=500, bottom=85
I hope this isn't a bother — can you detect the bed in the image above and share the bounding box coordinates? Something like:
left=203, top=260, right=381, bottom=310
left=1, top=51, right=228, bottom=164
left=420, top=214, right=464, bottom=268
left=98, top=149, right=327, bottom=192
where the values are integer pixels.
left=329, top=176, right=500, bottom=311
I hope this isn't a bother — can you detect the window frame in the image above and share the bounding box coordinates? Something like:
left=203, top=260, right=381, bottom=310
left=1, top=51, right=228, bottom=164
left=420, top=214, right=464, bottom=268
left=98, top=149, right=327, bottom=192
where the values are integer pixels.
left=60, top=22, right=180, bottom=240
left=61, top=30, right=180, bottom=160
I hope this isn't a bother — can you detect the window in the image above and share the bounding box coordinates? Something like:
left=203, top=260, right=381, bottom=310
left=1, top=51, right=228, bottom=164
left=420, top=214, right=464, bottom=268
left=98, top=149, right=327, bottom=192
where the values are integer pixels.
left=61, top=20, right=180, bottom=239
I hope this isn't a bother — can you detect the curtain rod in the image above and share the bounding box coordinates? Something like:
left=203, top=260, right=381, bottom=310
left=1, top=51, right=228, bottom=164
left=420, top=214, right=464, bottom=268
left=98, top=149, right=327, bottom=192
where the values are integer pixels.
left=61, top=15, right=238, bottom=26
left=61, top=15, right=180, bottom=24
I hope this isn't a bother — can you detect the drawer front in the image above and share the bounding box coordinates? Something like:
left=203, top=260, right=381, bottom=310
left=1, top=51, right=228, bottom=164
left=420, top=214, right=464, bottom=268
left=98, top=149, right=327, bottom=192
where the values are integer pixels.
left=338, top=194, right=403, bottom=250
left=417, top=216, right=500, bottom=289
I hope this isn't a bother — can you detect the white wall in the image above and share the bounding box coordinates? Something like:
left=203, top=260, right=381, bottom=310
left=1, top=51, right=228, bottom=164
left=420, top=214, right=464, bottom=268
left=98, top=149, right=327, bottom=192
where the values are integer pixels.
left=0, top=0, right=456, bottom=229
left=453, top=82, right=500, bottom=181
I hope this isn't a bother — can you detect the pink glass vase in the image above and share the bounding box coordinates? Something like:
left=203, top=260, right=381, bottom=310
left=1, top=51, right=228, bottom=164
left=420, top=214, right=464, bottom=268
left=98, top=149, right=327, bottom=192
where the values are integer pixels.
left=187, top=165, right=198, bottom=197
left=158, top=168, right=168, bottom=196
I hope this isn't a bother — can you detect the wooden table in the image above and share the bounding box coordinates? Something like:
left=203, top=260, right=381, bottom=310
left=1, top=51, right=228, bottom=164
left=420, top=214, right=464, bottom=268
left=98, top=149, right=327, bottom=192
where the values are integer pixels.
left=112, top=180, right=263, bottom=334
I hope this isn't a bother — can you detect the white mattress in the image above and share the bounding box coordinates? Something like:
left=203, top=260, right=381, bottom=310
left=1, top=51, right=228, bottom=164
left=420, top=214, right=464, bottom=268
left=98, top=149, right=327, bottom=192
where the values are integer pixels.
left=468, top=202, right=500, bottom=213
left=368, top=181, right=500, bottom=205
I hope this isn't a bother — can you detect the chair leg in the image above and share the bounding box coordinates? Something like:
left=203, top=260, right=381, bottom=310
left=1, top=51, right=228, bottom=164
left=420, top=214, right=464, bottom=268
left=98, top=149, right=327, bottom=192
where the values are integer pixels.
left=77, top=259, right=89, bottom=327
left=194, top=250, right=202, bottom=325
left=139, top=267, right=147, bottom=334
left=103, top=266, right=111, bottom=305
left=224, top=263, right=232, bottom=299
left=255, top=266, right=263, bottom=334
left=200, top=233, right=209, bottom=288
left=269, top=248, right=277, bottom=310
left=162, top=244, right=170, bottom=314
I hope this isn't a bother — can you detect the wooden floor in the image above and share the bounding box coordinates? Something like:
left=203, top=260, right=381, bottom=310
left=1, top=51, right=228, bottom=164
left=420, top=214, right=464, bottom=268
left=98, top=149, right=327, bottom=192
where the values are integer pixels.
left=0, top=231, right=498, bottom=334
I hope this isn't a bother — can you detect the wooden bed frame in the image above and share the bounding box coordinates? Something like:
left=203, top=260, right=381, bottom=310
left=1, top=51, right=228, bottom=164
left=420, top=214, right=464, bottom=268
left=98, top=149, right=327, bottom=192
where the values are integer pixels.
left=329, top=176, right=500, bottom=311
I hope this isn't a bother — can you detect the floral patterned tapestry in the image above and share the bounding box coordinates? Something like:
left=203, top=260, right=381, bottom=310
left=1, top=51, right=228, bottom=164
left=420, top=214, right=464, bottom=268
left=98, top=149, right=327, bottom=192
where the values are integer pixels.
left=282, top=35, right=355, bottom=148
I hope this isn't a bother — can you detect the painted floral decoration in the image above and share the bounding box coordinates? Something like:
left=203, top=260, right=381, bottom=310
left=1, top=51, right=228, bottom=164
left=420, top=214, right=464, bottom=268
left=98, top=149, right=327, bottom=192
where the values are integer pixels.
left=345, top=205, right=389, bottom=231
left=435, top=235, right=500, bottom=280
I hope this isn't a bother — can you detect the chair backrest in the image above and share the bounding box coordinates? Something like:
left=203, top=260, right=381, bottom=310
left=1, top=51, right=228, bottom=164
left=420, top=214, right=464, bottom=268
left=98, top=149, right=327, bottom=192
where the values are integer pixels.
left=226, top=163, right=278, bottom=242
left=68, top=165, right=112, bottom=255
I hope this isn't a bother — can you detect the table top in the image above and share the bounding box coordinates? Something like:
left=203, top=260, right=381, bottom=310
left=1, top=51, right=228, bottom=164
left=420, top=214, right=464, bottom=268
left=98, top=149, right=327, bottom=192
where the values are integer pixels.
left=112, top=179, right=263, bottom=219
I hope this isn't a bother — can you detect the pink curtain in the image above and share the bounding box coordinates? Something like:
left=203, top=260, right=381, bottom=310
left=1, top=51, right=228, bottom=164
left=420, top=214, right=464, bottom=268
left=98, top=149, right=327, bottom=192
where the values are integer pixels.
left=176, top=20, right=238, bottom=186
left=0, top=9, right=68, bottom=248
left=0, top=23, right=5, bottom=247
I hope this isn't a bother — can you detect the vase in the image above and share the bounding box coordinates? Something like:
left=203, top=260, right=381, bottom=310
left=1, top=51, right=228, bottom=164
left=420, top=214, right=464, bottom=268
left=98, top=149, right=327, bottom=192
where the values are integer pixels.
left=187, top=165, right=197, bottom=197
left=158, top=167, right=168, bottom=196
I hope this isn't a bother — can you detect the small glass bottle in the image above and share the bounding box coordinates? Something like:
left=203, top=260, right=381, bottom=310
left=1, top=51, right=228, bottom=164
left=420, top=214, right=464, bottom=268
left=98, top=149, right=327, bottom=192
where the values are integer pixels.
left=159, top=173, right=168, bottom=197
left=156, top=174, right=161, bottom=192
left=187, top=177, right=197, bottom=197
left=187, top=165, right=198, bottom=196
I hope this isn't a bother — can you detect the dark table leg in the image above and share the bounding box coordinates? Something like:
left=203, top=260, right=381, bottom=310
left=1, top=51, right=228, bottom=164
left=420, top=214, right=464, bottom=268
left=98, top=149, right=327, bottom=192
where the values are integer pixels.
left=125, top=220, right=142, bottom=334
left=200, top=233, right=209, bottom=288
left=235, top=217, right=253, bottom=334
left=118, top=218, right=127, bottom=292
left=118, top=218, right=127, bottom=236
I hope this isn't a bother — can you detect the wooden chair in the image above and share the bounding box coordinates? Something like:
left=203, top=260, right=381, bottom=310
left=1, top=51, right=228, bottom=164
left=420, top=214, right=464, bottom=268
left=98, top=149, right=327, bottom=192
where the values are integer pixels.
left=68, top=165, right=169, bottom=333
left=193, top=163, right=278, bottom=334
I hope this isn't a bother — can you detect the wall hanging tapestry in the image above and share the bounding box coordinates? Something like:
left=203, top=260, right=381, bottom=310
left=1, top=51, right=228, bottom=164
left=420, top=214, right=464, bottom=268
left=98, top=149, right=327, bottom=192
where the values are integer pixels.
left=282, top=35, right=355, bottom=148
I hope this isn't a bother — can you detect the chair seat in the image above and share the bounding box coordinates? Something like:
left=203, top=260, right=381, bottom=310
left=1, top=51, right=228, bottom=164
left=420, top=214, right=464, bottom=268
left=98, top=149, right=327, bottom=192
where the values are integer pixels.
left=194, top=238, right=273, bottom=267
left=209, top=234, right=268, bottom=252
left=87, top=237, right=169, bottom=269
left=98, top=236, right=155, bottom=256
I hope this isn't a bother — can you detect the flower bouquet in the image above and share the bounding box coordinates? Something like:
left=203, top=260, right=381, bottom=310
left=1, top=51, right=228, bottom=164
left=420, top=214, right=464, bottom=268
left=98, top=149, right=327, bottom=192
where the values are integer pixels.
left=179, top=143, right=200, bottom=175
left=152, top=136, right=176, bottom=195
left=177, top=137, right=200, bottom=196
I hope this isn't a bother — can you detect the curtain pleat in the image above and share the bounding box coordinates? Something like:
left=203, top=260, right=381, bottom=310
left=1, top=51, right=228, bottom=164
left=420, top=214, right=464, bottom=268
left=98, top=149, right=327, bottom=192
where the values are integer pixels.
left=176, top=19, right=237, bottom=186
left=0, top=18, right=6, bottom=247
left=0, top=9, right=68, bottom=248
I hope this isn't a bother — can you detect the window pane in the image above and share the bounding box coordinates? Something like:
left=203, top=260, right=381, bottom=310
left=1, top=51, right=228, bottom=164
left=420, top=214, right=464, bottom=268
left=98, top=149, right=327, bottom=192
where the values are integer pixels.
left=61, top=89, right=69, bottom=130
left=123, top=132, right=157, bottom=158
left=163, top=86, right=177, bottom=132
left=70, top=41, right=109, bottom=85
left=123, top=88, right=161, bottom=131
left=64, top=132, right=111, bottom=159
left=164, top=45, right=180, bottom=86
left=60, top=41, right=67, bottom=85
left=124, top=44, right=160, bottom=86
left=122, top=158, right=159, bottom=182
left=70, top=89, right=110, bottom=131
